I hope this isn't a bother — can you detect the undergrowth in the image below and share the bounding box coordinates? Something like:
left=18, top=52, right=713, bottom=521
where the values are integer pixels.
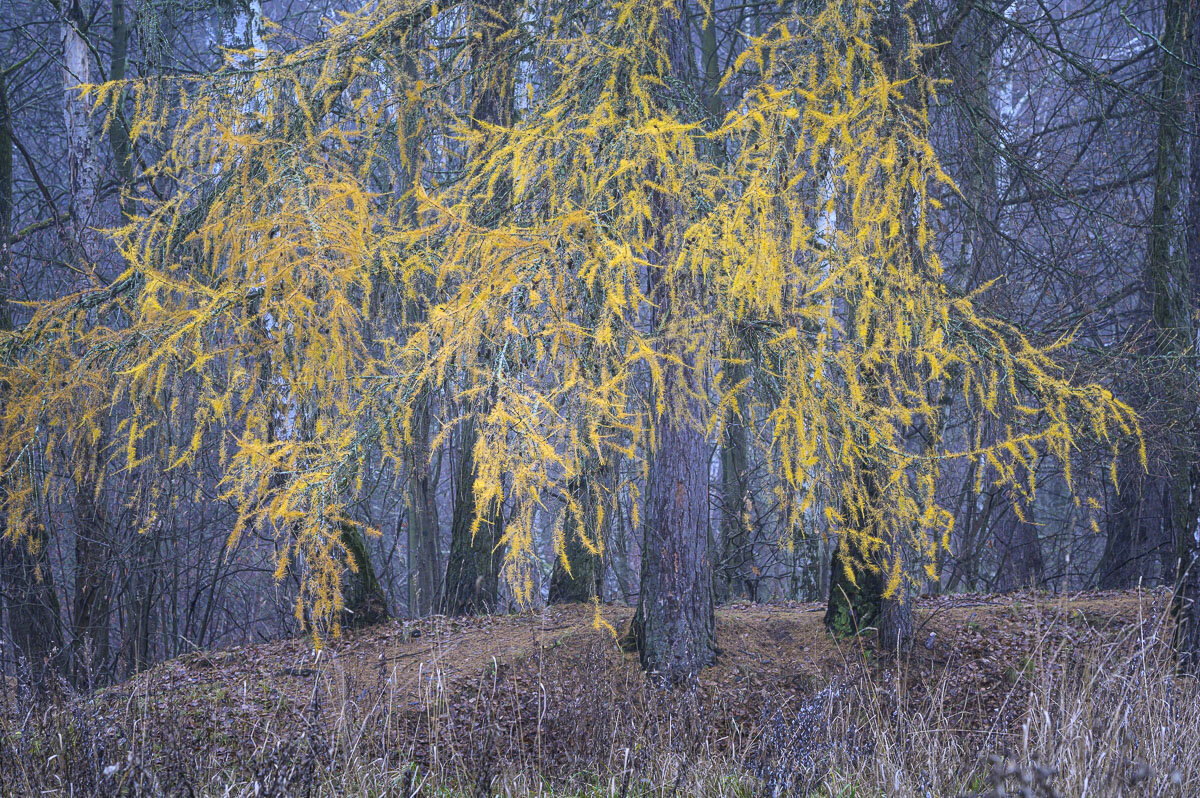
left=2, top=598, right=1196, bottom=796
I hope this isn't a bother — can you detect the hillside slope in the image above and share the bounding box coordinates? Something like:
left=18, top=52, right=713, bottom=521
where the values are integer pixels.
left=3, top=589, right=1178, bottom=795
left=109, top=589, right=1167, bottom=743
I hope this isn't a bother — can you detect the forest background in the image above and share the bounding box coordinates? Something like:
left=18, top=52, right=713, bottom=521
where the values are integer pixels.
left=0, top=0, right=1196, bottom=694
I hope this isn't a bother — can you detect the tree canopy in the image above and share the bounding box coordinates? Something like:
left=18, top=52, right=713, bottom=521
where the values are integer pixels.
left=0, top=0, right=1141, bottom=659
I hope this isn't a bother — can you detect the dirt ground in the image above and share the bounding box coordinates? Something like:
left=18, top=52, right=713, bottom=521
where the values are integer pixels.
left=89, top=588, right=1170, bottom=749
left=0, top=586, right=1184, bottom=795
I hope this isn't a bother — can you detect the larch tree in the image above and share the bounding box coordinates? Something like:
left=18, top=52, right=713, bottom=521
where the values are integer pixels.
left=623, top=0, right=718, bottom=679
left=1182, top=0, right=1200, bottom=674
left=1149, top=0, right=1200, bottom=672
left=708, top=2, right=758, bottom=606
left=0, top=58, right=66, bottom=688
left=439, top=0, right=517, bottom=618
left=393, top=13, right=441, bottom=620
left=59, top=0, right=118, bottom=685
left=0, top=0, right=1140, bottom=682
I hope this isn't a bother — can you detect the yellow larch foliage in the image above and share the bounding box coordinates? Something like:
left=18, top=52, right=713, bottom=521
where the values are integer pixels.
left=0, top=0, right=1139, bottom=636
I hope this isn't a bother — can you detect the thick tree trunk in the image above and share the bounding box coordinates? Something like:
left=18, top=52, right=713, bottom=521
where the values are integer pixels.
left=628, top=0, right=717, bottom=683
left=823, top=457, right=914, bottom=649
left=877, top=596, right=913, bottom=652
left=824, top=514, right=914, bottom=652
left=1098, top=461, right=1159, bottom=587
left=631, top=400, right=716, bottom=681
left=405, top=390, right=441, bottom=616
left=1169, top=0, right=1200, bottom=673
left=61, top=0, right=98, bottom=272
left=215, top=0, right=265, bottom=57
left=389, top=28, right=441, bottom=620
left=824, top=537, right=886, bottom=637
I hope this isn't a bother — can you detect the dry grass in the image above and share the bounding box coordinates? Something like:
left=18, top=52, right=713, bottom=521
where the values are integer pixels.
left=2, top=591, right=1198, bottom=796
left=803, top=596, right=1198, bottom=797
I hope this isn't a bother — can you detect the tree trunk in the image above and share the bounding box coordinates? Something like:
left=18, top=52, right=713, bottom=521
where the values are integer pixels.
left=824, top=0, right=921, bottom=651
left=1169, top=0, right=1200, bottom=673
left=339, top=524, right=390, bottom=629
left=215, top=0, right=265, bottom=58
left=1100, top=0, right=1195, bottom=588
left=441, top=0, right=515, bottom=615
left=109, top=0, right=134, bottom=222
left=1098, top=460, right=1158, bottom=587
left=824, top=536, right=886, bottom=637
left=0, top=114, right=65, bottom=685
left=405, top=389, right=441, bottom=616
left=717, top=406, right=756, bottom=602
left=628, top=0, right=717, bottom=683
left=949, top=0, right=1001, bottom=291
left=994, top=498, right=1045, bottom=593
left=120, top=523, right=158, bottom=677
left=442, top=417, right=505, bottom=615
left=71, top=485, right=111, bottom=686
left=59, top=1, right=115, bottom=688
left=387, top=25, right=442, bottom=620
left=877, top=596, right=913, bottom=653
left=631, top=402, right=716, bottom=681
left=704, top=2, right=757, bottom=607
left=0, top=524, right=65, bottom=691
left=548, top=469, right=609, bottom=604
left=61, top=0, right=99, bottom=274
left=110, top=0, right=156, bottom=680
left=609, top=489, right=638, bottom=604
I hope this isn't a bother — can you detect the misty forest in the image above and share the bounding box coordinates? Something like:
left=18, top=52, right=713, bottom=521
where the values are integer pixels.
left=0, top=0, right=1198, bottom=793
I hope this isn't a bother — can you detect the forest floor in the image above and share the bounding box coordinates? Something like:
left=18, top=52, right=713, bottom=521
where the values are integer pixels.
left=103, top=589, right=1168, bottom=754
left=3, top=588, right=1184, bottom=795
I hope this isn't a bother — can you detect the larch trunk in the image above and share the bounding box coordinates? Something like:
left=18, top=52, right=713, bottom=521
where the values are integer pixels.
left=823, top=0, right=920, bottom=650
left=405, top=390, right=441, bottom=616
left=0, top=131, right=64, bottom=685
left=628, top=0, right=717, bottom=682
left=717, top=408, right=756, bottom=602
left=441, top=0, right=515, bottom=615
left=442, top=418, right=504, bottom=615
left=339, top=524, right=390, bottom=629
left=1168, top=0, right=1200, bottom=672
